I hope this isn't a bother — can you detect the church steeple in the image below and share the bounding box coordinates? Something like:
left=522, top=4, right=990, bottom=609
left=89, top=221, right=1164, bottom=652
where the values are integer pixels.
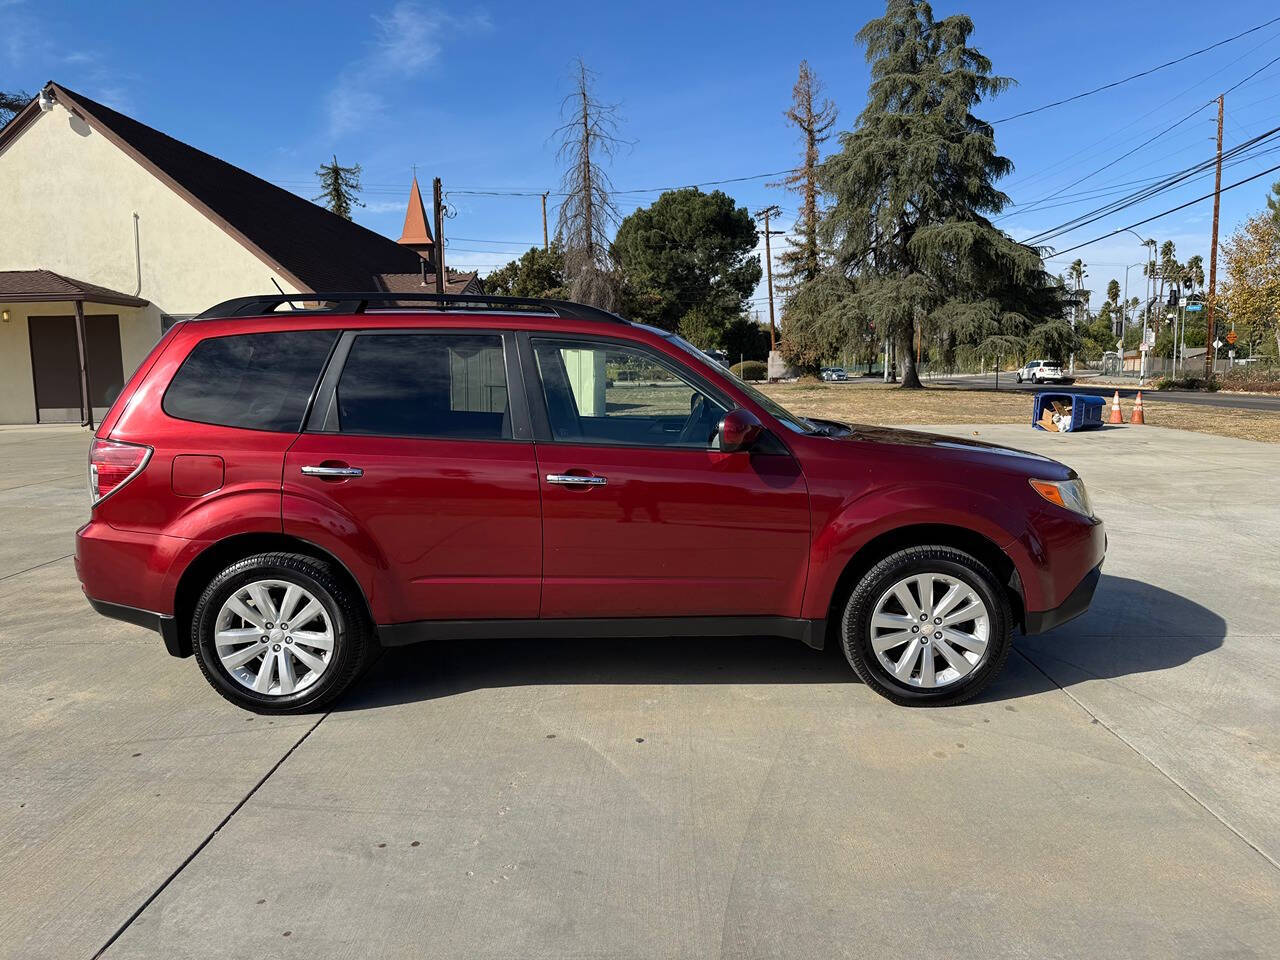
left=397, top=175, right=434, bottom=259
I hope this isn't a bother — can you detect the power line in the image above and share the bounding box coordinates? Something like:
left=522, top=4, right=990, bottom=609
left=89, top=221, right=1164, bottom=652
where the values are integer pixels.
left=445, top=167, right=801, bottom=199
left=990, top=14, right=1280, bottom=123
left=1223, top=52, right=1280, bottom=96
left=1022, top=124, right=1280, bottom=245
left=1045, top=161, right=1280, bottom=258
left=1005, top=101, right=1214, bottom=222
left=999, top=25, right=1280, bottom=197
left=1003, top=143, right=1280, bottom=219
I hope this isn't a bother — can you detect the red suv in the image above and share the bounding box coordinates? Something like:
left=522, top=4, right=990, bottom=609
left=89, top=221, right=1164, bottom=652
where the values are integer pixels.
left=76, top=293, right=1104, bottom=712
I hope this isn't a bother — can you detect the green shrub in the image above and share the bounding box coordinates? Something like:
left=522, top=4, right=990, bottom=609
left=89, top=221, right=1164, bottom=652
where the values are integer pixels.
left=1155, top=374, right=1220, bottom=392
left=730, top=360, right=768, bottom=381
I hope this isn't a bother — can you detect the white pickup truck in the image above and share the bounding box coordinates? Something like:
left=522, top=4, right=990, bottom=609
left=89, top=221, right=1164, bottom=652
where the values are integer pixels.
left=1015, top=360, right=1071, bottom=384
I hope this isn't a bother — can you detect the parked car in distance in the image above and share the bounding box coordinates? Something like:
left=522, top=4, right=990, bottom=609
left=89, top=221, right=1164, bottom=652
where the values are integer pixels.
left=820, top=367, right=849, bottom=382
left=1015, top=360, right=1071, bottom=384
left=77, top=293, right=1104, bottom=713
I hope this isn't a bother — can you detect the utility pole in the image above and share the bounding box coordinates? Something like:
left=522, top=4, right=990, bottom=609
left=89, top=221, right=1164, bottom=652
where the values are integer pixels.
left=754, top=206, right=783, bottom=350
left=541, top=191, right=550, bottom=251
left=432, top=177, right=445, bottom=295
left=1204, top=94, right=1224, bottom=380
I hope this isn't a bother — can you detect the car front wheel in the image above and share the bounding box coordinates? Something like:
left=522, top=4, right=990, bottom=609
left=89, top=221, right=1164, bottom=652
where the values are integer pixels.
left=840, top=546, right=1012, bottom=706
left=191, top=552, right=372, bottom=713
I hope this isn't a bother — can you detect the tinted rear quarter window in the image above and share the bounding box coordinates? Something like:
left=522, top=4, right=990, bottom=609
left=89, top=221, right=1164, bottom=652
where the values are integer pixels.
left=163, top=330, right=338, bottom=431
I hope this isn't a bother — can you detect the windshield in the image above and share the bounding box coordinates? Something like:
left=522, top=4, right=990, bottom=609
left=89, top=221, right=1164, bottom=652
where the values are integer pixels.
left=645, top=326, right=818, bottom=434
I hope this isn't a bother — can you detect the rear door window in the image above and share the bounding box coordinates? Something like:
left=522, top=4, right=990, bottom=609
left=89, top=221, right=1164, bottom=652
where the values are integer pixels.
left=163, top=330, right=338, bottom=432
left=332, top=333, right=511, bottom=440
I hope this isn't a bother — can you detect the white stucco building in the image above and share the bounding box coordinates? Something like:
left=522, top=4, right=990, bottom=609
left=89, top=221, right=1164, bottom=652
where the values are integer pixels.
left=0, top=82, right=479, bottom=425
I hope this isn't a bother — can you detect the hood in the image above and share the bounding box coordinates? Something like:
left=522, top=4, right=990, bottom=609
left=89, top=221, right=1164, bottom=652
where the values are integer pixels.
left=826, top=422, right=1073, bottom=481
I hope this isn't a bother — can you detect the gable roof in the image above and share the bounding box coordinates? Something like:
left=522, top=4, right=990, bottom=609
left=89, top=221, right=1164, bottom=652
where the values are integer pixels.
left=398, top=176, right=434, bottom=248
left=0, top=269, right=148, bottom=306
left=2, top=83, right=424, bottom=292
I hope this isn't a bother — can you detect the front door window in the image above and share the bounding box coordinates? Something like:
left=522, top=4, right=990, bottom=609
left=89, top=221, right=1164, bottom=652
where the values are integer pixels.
left=531, top=339, right=727, bottom=448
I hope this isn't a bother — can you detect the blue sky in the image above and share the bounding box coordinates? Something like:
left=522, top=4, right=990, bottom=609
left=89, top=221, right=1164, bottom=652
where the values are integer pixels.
left=6, top=0, right=1280, bottom=314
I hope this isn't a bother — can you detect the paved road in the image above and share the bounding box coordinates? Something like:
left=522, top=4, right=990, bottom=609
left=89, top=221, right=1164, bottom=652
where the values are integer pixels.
left=923, top=372, right=1280, bottom=411
left=2, top=424, right=1278, bottom=959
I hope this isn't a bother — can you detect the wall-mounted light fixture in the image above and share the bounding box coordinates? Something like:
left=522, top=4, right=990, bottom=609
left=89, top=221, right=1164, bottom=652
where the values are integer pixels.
left=1, top=309, right=10, bottom=323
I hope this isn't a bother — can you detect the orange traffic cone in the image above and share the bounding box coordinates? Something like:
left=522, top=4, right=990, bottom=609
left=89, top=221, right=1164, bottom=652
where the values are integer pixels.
left=1109, top=390, right=1124, bottom=424
left=1130, top=391, right=1145, bottom=425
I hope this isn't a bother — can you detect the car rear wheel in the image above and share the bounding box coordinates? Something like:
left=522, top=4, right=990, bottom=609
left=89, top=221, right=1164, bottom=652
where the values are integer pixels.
left=191, top=552, right=372, bottom=713
left=840, top=546, right=1012, bottom=706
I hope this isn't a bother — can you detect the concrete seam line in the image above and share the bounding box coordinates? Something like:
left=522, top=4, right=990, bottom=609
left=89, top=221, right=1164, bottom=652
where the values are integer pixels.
left=89, top=712, right=330, bottom=959
left=0, top=472, right=83, bottom=493
left=0, top=553, right=73, bottom=583
left=1012, top=647, right=1280, bottom=874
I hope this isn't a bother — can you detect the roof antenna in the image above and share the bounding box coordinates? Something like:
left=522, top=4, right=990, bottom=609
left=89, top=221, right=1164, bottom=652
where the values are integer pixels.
left=269, top=276, right=300, bottom=312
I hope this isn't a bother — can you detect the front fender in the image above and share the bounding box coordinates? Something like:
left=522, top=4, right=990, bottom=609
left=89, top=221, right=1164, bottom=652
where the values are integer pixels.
left=800, top=481, right=1035, bottom=620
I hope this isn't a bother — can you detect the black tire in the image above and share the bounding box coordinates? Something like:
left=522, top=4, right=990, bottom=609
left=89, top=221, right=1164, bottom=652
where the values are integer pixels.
left=840, top=546, right=1012, bottom=707
left=191, top=552, right=372, bottom=714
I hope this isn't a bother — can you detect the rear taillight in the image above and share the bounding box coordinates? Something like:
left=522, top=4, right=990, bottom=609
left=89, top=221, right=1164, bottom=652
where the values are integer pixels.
left=89, top=438, right=152, bottom=505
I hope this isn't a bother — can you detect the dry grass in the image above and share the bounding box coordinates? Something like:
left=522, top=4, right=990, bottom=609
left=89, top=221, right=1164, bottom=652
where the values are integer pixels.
left=757, top=382, right=1280, bottom=444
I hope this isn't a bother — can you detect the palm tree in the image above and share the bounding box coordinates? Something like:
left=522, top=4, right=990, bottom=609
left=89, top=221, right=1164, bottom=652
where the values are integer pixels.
left=1185, top=254, right=1205, bottom=293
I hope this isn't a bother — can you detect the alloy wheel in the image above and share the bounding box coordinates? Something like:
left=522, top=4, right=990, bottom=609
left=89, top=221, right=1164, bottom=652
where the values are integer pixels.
left=214, top=579, right=334, bottom=696
left=869, top=573, right=990, bottom=688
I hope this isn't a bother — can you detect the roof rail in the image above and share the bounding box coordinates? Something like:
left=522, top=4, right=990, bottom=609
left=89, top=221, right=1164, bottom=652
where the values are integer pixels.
left=193, top=292, right=629, bottom=325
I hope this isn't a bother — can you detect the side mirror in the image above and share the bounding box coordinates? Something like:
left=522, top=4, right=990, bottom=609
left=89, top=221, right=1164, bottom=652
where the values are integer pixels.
left=718, top=408, right=763, bottom=453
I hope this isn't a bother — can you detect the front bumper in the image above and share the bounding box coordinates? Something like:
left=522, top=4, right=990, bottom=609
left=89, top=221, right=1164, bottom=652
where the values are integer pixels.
left=1022, top=561, right=1102, bottom=635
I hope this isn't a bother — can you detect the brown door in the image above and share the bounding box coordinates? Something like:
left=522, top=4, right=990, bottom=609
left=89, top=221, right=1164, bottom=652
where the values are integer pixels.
left=28, top=314, right=125, bottom=422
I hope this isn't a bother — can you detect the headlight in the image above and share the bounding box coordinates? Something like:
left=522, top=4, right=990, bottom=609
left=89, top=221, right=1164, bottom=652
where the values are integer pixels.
left=1028, top=477, right=1093, bottom=518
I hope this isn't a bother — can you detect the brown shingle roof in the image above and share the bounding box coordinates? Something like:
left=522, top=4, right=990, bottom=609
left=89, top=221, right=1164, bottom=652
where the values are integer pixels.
left=378, top=271, right=483, bottom=295
left=35, top=84, right=424, bottom=292
left=0, top=269, right=148, bottom=306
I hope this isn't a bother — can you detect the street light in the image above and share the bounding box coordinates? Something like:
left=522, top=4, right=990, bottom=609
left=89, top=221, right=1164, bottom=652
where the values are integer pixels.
left=1114, top=228, right=1157, bottom=384
left=1122, top=262, right=1144, bottom=337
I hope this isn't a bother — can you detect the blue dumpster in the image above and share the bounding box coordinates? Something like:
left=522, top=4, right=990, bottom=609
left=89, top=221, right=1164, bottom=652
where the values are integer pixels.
left=1032, top=392, right=1105, bottom=432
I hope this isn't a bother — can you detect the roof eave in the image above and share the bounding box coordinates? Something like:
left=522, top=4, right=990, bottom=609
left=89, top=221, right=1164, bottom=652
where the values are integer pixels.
left=0, top=291, right=149, bottom=307
left=0, top=91, right=43, bottom=153
left=44, top=83, right=314, bottom=296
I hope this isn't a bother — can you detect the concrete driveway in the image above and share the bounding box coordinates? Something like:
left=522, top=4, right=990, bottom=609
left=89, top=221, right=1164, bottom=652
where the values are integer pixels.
left=2, top=422, right=1278, bottom=959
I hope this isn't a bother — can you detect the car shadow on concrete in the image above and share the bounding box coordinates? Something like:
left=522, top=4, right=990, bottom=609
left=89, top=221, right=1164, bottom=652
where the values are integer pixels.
left=995, top=573, right=1227, bottom=698
left=337, top=574, right=1224, bottom=711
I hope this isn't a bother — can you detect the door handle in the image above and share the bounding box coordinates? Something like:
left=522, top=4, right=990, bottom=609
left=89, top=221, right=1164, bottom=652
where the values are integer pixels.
left=546, top=473, right=607, bottom=486
left=301, top=465, right=364, bottom=478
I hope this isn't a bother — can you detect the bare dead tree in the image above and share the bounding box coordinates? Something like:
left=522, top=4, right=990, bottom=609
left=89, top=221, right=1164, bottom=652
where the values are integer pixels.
left=0, top=89, right=33, bottom=127
left=771, top=61, right=837, bottom=290
left=553, top=60, right=624, bottom=310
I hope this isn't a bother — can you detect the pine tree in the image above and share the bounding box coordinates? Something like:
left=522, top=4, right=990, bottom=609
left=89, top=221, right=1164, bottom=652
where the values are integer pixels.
left=772, top=61, right=837, bottom=290
left=817, top=0, right=1058, bottom=387
left=1267, top=178, right=1280, bottom=226
left=313, top=155, right=364, bottom=219
left=553, top=60, right=624, bottom=311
